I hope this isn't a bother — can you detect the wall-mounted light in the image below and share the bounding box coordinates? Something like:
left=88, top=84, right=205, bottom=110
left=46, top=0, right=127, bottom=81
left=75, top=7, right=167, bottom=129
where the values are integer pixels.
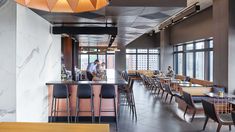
left=158, top=3, right=200, bottom=30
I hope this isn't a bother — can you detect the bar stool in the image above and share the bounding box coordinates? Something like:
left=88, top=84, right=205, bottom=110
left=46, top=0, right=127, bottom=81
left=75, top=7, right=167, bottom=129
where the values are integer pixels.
left=99, top=84, right=118, bottom=129
left=50, top=84, right=70, bottom=123
left=75, top=84, right=94, bottom=123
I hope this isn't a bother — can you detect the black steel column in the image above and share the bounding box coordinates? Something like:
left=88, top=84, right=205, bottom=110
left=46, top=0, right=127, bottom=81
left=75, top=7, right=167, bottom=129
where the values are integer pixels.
left=72, top=40, right=78, bottom=81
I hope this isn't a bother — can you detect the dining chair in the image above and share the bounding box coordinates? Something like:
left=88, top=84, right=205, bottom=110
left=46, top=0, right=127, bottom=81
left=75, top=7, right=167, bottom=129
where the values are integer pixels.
left=162, top=83, right=180, bottom=103
left=182, top=91, right=203, bottom=122
left=202, top=99, right=233, bottom=132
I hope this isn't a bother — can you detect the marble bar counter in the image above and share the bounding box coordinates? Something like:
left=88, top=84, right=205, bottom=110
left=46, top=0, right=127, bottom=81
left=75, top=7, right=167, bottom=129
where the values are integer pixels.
left=46, top=70, right=127, bottom=120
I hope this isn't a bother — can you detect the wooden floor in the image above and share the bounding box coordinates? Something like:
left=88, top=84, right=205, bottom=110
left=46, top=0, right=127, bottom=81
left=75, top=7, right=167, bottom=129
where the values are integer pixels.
left=0, top=122, right=109, bottom=132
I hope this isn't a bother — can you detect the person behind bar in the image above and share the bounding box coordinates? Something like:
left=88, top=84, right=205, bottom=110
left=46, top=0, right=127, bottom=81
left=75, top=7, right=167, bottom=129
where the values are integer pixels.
left=86, top=59, right=99, bottom=81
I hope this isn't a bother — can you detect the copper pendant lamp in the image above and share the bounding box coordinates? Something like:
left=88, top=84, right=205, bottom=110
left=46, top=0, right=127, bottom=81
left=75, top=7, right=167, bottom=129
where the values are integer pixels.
left=15, top=0, right=110, bottom=13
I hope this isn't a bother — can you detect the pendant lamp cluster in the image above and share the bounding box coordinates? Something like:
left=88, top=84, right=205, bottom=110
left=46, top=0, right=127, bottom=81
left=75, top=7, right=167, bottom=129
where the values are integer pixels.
left=15, top=0, right=110, bottom=13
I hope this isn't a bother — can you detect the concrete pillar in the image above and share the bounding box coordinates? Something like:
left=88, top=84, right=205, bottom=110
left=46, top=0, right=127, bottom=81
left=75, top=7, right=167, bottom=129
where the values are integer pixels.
left=213, top=0, right=235, bottom=94
left=160, top=29, right=173, bottom=73
left=115, top=45, right=126, bottom=73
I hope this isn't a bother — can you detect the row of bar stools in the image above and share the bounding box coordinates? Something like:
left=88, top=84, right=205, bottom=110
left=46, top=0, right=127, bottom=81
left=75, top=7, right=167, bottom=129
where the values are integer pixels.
left=50, top=84, right=71, bottom=123
left=75, top=84, right=94, bottom=123
left=99, top=84, right=118, bottom=130
left=50, top=84, right=118, bottom=129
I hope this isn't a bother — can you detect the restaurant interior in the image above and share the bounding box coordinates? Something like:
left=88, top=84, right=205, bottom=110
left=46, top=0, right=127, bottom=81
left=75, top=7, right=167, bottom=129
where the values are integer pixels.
left=1, top=0, right=235, bottom=132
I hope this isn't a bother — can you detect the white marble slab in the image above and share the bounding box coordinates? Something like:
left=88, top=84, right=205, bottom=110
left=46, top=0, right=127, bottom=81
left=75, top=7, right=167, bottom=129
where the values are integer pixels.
left=16, top=5, right=61, bottom=122
left=0, top=0, right=16, bottom=122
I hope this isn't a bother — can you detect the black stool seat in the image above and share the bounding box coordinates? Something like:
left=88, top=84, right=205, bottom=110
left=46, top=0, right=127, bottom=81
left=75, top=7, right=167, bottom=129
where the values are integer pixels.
left=77, top=84, right=93, bottom=98
left=100, top=84, right=116, bottom=98
left=53, top=84, right=69, bottom=98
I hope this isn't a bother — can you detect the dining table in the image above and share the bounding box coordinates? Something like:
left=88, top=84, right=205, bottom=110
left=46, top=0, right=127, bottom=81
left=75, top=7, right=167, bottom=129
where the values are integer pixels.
left=205, top=92, right=235, bottom=113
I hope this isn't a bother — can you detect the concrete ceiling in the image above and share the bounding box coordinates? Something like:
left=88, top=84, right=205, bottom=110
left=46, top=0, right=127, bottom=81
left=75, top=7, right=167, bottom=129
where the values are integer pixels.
left=32, top=0, right=187, bottom=47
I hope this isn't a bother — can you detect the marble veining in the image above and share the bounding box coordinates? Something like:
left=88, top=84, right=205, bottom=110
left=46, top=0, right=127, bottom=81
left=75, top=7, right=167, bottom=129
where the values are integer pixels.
left=0, top=109, right=16, bottom=117
left=39, top=37, right=53, bottom=77
left=17, top=47, right=39, bottom=77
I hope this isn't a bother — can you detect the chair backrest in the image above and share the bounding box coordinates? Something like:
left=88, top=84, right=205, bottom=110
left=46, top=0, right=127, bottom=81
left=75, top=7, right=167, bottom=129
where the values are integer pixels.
left=152, top=78, right=159, bottom=88
left=53, top=84, right=69, bottom=98
left=100, top=84, right=115, bottom=98
left=163, top=83, right=172, bottom=94
left=231, top=111, right=235, bottom=124
left=126, top=79, right=135, bottom=92
left=202, top=100, right=219, bottom=122
left=124, top=71, right=129, bottom=81
left=77, top=84, right=92, bottom=98
left=182, top=92, right=195, bottom=108
left=158, top=81, right=164, bottom=91
left=185, top=76, right=191, bottom=82
left=140, top=74, right=145, bottom=81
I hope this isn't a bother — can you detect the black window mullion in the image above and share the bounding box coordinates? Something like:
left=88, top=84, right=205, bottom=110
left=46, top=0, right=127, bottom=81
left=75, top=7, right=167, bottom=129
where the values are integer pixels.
left=193, top=42, right=196, bottom=78
left=183, top=45, right=187, bottom=76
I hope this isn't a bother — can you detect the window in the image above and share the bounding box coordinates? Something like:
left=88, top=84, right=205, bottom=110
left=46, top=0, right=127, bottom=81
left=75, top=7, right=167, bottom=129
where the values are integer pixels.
left=126, top=49, right=136, bottom=53
left=126, top=48, right=160, bottom=70
left=177, top=53, right=183, bottom=75
left=195, top=52, right=205, bottom=80
left=173, top=39, right=213, bottom=81
left=79, top=47, right=115, bottom=70
left=107, top=55, right=115, bottom=69
left=196, top=42, right=204, bottom=49
left=149, top=55, right=159, bottom=70
left=149, top=49, right=159, bottom=53
left=177, top=46, right=183, bottom=51
left=137, top=49, right=148, bottom=53
left=186, top=44, right=194, bottom=50
left=89, top=55, right=97, bottom=63
left=98, top=55, right=106, bottom=64
left=126, top=54, right=136, bottom=70
left=186, top=53, right=193, bottom=77
left=137, top=55, right=147, bottom=70
left=81, top=54, right=88, bottom=70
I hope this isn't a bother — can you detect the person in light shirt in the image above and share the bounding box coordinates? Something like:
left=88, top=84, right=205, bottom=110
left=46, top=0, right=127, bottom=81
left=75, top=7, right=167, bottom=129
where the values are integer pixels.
left=86, top=60, right=99, bottom=81
left=166, top=65, right=175, bottom=78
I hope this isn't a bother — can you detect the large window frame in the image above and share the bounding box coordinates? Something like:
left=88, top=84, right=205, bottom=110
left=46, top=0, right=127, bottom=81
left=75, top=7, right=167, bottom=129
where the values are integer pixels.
left=79, top=47, right=115, bottom=70
left=126, top=48, right=160, bottom=70
left=173, top=39, right=213, bottom=81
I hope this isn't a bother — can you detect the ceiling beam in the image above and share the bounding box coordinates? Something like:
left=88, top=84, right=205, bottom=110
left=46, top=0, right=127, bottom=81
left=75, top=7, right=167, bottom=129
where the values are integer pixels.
left=52, top=26, right=118, bottom=35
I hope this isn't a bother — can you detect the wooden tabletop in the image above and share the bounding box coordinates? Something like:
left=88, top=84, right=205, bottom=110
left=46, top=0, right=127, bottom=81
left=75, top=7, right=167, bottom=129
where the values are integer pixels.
left=0, top=122, right=109, bottom=132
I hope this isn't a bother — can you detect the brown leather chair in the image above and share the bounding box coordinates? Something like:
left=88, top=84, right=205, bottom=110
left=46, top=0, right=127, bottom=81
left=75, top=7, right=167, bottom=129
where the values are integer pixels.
left=202, top=100, right=233, bottom=132
left=182, top=91, right=203, bottom=122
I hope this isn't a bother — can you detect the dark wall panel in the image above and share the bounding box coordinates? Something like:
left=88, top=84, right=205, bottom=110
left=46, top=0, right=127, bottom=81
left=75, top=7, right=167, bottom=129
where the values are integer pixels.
left=126, top=33, right=160, bottom=48
left=170, top=7, right=213, bottom=44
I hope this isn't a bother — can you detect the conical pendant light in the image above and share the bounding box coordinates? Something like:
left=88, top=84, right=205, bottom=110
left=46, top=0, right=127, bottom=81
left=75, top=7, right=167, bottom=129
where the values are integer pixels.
left=15, top=0, right=110, bottom=13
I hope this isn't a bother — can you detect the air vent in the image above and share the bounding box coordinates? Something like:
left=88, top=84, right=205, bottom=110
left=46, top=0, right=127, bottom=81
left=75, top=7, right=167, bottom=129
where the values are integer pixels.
left=0, top=0, right=7, bottom=8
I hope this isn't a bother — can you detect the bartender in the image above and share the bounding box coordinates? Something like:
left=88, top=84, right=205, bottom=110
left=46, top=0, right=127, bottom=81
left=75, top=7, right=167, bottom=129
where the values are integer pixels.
left=86, top=60, right=99, bottom=81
